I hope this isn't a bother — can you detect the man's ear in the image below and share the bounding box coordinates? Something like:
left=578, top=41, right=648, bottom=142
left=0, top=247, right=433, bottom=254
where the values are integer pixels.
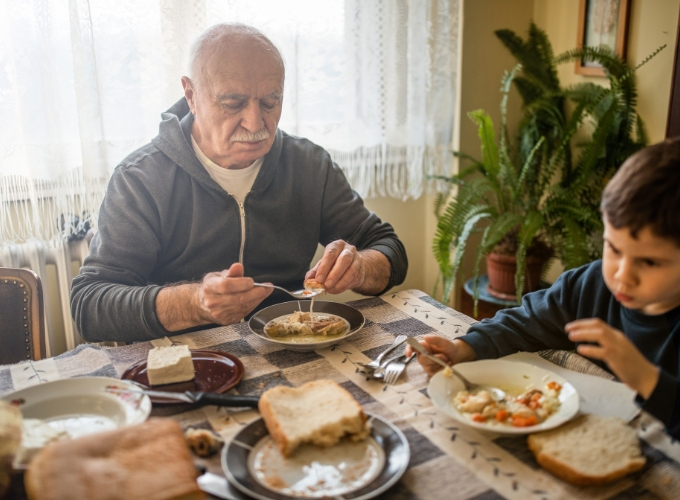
left=181, top=77, right=196, bottom=114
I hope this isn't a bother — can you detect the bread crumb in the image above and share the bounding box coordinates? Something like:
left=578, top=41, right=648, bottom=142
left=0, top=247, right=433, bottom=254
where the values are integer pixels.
left=184, top=428, right=223, bottom=457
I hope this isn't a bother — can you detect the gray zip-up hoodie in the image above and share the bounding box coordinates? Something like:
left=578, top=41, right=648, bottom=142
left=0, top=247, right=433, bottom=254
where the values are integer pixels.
left=70, top=99, right=407, bottom=343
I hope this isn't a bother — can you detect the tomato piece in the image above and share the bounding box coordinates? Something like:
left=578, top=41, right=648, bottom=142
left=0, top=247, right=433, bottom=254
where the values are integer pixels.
left=472, top=413, right=486, bottom=422
left=511, top=415, right=538, bottom=427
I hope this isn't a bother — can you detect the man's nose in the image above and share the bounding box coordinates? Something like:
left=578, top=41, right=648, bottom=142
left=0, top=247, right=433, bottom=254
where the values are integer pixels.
left=240, top=100, right=264, bottom=131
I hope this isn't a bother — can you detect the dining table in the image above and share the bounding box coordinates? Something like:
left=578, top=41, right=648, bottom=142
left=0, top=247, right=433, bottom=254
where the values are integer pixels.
left=2, top=289, right=680, bottom=499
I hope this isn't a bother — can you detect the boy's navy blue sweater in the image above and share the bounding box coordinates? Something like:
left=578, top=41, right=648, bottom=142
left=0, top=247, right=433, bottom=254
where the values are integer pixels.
left=462, top=260, right=680, bottom=439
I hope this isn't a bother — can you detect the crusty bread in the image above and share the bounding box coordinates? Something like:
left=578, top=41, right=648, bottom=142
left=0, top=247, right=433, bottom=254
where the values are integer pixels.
left=527, top=414, right=646, bottom=486
left=303, top=278, right=326, bottom=293
left=0, top=400, right=23, bottom=496
left=259, top=380, right=368, bottom=457
left=24, top=418, right=204, bottom=500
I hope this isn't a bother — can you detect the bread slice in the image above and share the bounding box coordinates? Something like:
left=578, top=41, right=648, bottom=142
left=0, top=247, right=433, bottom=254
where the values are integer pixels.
left=259, top=380, right=368, bottom=457
left=24, top=418, right=204, bottom=500
left=527, top=414, right=646, bottom=486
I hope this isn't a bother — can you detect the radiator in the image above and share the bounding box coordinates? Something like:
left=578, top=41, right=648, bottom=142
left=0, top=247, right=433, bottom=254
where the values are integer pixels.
left=0, top=239, right=89, bottom=356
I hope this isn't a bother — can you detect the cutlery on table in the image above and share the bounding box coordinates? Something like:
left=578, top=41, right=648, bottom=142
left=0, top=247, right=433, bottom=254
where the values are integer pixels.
left=405, top=338, right=506, bottom=400
left=106, top=387, right=260, bottom=407
left=197, top=472, right=248, bottom=500
left=357, top=334, right=408, bottom=371
left=381, top=353, right=416, bottom=385
left=252, top=282, right=325, bottom=299
left=371, top=352, right=415, bottom=380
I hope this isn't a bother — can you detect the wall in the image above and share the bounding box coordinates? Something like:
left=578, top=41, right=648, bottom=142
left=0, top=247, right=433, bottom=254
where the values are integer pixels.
left=533, top=0, right=680, bottom=144
left=452, top=0, right=535, bottom=308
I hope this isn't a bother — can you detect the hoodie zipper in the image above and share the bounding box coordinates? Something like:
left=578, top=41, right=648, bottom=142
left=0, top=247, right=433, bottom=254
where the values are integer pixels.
left=231, top=195, right=247, bottom=265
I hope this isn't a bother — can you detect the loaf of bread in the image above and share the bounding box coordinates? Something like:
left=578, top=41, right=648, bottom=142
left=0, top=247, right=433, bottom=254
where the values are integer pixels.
left=0, top=400, right=23, bottom=496
left=527, top=414, right=646, bottom=486
left=259, top=380, right=368, bottom=457
left=24, top=418, right=204, bottom=500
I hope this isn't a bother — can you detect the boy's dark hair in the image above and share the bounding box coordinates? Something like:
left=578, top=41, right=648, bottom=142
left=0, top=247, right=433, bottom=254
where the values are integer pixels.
left=601, top=137, right=680, bottom=247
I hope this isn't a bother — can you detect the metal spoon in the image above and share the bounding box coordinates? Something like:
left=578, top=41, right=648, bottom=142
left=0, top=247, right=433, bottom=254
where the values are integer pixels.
left=253, top=283, right=325, bottom=300
left=405, top=338, right=505, bottom=401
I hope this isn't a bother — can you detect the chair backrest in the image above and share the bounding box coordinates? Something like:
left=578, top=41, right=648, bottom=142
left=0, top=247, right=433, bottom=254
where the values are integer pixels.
left=0, top=267, right=46, bottom=364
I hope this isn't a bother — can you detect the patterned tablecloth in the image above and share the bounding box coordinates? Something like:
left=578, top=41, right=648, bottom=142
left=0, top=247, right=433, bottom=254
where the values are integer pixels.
left=2, top=289, right=680, bottom=499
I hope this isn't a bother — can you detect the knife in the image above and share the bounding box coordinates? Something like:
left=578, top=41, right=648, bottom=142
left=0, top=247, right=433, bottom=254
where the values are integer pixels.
left=197, top=472, right=250, bottom=500
left=106, top=387, right=260, bottom=407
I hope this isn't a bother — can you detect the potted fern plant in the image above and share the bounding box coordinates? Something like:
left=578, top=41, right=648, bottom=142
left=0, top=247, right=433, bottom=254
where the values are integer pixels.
left=433, top=24, right=663, bottom=309
left=433, top=66, right=596, bottom=307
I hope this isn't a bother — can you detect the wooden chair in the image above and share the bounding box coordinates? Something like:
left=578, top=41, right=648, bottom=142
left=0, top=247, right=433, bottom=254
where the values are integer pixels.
left=0, top=267, right=46, bottom=364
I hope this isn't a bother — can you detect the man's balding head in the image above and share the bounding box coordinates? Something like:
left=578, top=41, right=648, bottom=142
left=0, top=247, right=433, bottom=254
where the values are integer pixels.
left=187, top=23, right=285, bottom=92
left=181, top=23, right=285, bottom=170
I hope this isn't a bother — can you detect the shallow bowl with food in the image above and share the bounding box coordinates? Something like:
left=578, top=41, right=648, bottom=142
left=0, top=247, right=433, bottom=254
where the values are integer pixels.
left=428, top=359, right=579, bottom=434
left=249, top=300, right=365, bottom=352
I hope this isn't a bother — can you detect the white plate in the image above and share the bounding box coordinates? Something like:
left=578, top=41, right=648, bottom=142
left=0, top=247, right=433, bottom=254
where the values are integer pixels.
left=428, top=359, right=579, bottom=434
left=2, top=376, right=151, bottom=466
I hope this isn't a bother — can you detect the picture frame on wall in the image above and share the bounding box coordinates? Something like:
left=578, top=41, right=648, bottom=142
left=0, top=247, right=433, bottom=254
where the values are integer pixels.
left=575, top=0, right=631, bottom=76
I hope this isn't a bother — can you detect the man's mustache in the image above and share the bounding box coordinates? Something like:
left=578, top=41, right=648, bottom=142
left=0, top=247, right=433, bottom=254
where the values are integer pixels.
left=231, top=129, right=270, bottom=142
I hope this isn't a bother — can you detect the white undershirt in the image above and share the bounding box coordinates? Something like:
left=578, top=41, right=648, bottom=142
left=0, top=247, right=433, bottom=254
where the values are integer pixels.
left=191, top=135, right=263, bottom=204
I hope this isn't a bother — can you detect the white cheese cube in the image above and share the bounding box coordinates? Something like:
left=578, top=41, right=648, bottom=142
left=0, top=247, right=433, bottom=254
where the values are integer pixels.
left=146, top=345, right=195, bottom=386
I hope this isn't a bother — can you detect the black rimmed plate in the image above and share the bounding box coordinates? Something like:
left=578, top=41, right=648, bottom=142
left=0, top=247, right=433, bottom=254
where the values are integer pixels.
left=222, top=414, right=409, bottom=500
left=249, top=301, right=365, bottom=352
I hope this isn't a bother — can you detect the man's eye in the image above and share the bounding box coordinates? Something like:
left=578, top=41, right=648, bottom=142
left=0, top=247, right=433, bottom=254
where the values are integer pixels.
left=223, top=102, right=244, bottom=111
left=261, top=101, right=278, bottom=110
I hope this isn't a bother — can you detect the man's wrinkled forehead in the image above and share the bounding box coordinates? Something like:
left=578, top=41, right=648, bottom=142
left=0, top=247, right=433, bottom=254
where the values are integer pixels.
left=199, top=35, right=284, bottom=92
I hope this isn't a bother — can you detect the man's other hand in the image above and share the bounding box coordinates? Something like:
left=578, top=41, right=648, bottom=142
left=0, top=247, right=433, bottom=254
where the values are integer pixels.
left=305, top=241, right=391, bottom=295
left=156, top=263, right=272, bottom=332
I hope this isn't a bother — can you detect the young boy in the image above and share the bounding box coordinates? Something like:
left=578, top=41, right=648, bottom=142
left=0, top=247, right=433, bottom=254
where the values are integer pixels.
left=409, top=138, right=680, bottom=439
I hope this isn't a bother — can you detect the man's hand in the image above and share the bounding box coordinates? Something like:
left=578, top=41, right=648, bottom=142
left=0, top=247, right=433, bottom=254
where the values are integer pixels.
left=405, top=335, right=477, bottom=377
left=305, top=241, right=390, bottom=295
left=156, top=263, right=272, bottom=332
left=565, top=318, right=660, bottom=399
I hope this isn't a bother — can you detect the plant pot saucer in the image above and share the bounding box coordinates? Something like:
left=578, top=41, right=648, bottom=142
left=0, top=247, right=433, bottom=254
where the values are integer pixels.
left=486, top=284, right=521, bottom=302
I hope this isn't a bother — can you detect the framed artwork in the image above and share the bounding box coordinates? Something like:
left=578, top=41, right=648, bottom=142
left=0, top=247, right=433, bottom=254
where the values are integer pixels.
left=575, top=0, right=631, bottom=76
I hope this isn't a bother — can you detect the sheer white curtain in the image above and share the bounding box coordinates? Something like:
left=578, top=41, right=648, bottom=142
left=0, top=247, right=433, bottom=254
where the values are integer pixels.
left=0, top=0, right=460, bottom=244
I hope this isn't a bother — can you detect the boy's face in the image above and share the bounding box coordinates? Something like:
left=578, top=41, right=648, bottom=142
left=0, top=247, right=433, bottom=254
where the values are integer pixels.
left=602, top=218, right=680, bottom=315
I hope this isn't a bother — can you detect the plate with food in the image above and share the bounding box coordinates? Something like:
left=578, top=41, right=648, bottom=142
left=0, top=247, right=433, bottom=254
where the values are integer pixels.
left=428, top=359, right=579, bottom=434
left=121, top=348, right=244, bottom=404
left=249, top=300, right=365, bottom=352
left=1, top=376, right=151, bottom=469
left=223, top=380, right=409, bottom=500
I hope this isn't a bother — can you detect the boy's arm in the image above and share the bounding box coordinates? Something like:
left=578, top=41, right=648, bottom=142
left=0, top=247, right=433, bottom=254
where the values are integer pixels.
left=461, top=272, right=579, bottom=359
left=566, top=318, right=680, bottom=439
left=639, top=370, right=680, bottom=440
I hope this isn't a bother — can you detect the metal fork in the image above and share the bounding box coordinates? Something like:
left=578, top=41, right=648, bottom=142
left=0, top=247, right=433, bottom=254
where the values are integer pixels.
left=357, top=334, right=407, bottom=371
left=252, top=283, right=325, bottom=299
left=383, top=353, right=415, bottom=385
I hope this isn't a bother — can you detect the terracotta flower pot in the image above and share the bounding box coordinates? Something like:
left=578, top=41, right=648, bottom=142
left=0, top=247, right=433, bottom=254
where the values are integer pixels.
left=485, top=252, right=547, bottom=300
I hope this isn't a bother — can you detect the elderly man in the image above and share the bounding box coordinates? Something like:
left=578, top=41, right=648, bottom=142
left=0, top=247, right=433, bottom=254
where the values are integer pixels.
left=70, top=23, right=407, bottom=342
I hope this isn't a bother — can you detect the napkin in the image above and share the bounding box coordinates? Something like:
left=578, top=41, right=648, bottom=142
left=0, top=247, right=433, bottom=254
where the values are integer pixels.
left=502, top=352, right=640, bottom=422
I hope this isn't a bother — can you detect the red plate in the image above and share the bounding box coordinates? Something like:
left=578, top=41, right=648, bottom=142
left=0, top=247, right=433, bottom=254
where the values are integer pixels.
left=121, top=349, right=245, bottom=405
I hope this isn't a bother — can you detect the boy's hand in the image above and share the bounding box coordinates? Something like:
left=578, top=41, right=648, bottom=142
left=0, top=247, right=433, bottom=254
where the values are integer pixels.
left=565, top=318, right=660, bottom=399
left=405, top=335, right=477, bottom=377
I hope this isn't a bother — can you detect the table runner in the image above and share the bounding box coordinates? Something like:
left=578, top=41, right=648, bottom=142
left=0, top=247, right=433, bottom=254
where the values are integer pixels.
left=2, top=289, right=680, bottom=499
